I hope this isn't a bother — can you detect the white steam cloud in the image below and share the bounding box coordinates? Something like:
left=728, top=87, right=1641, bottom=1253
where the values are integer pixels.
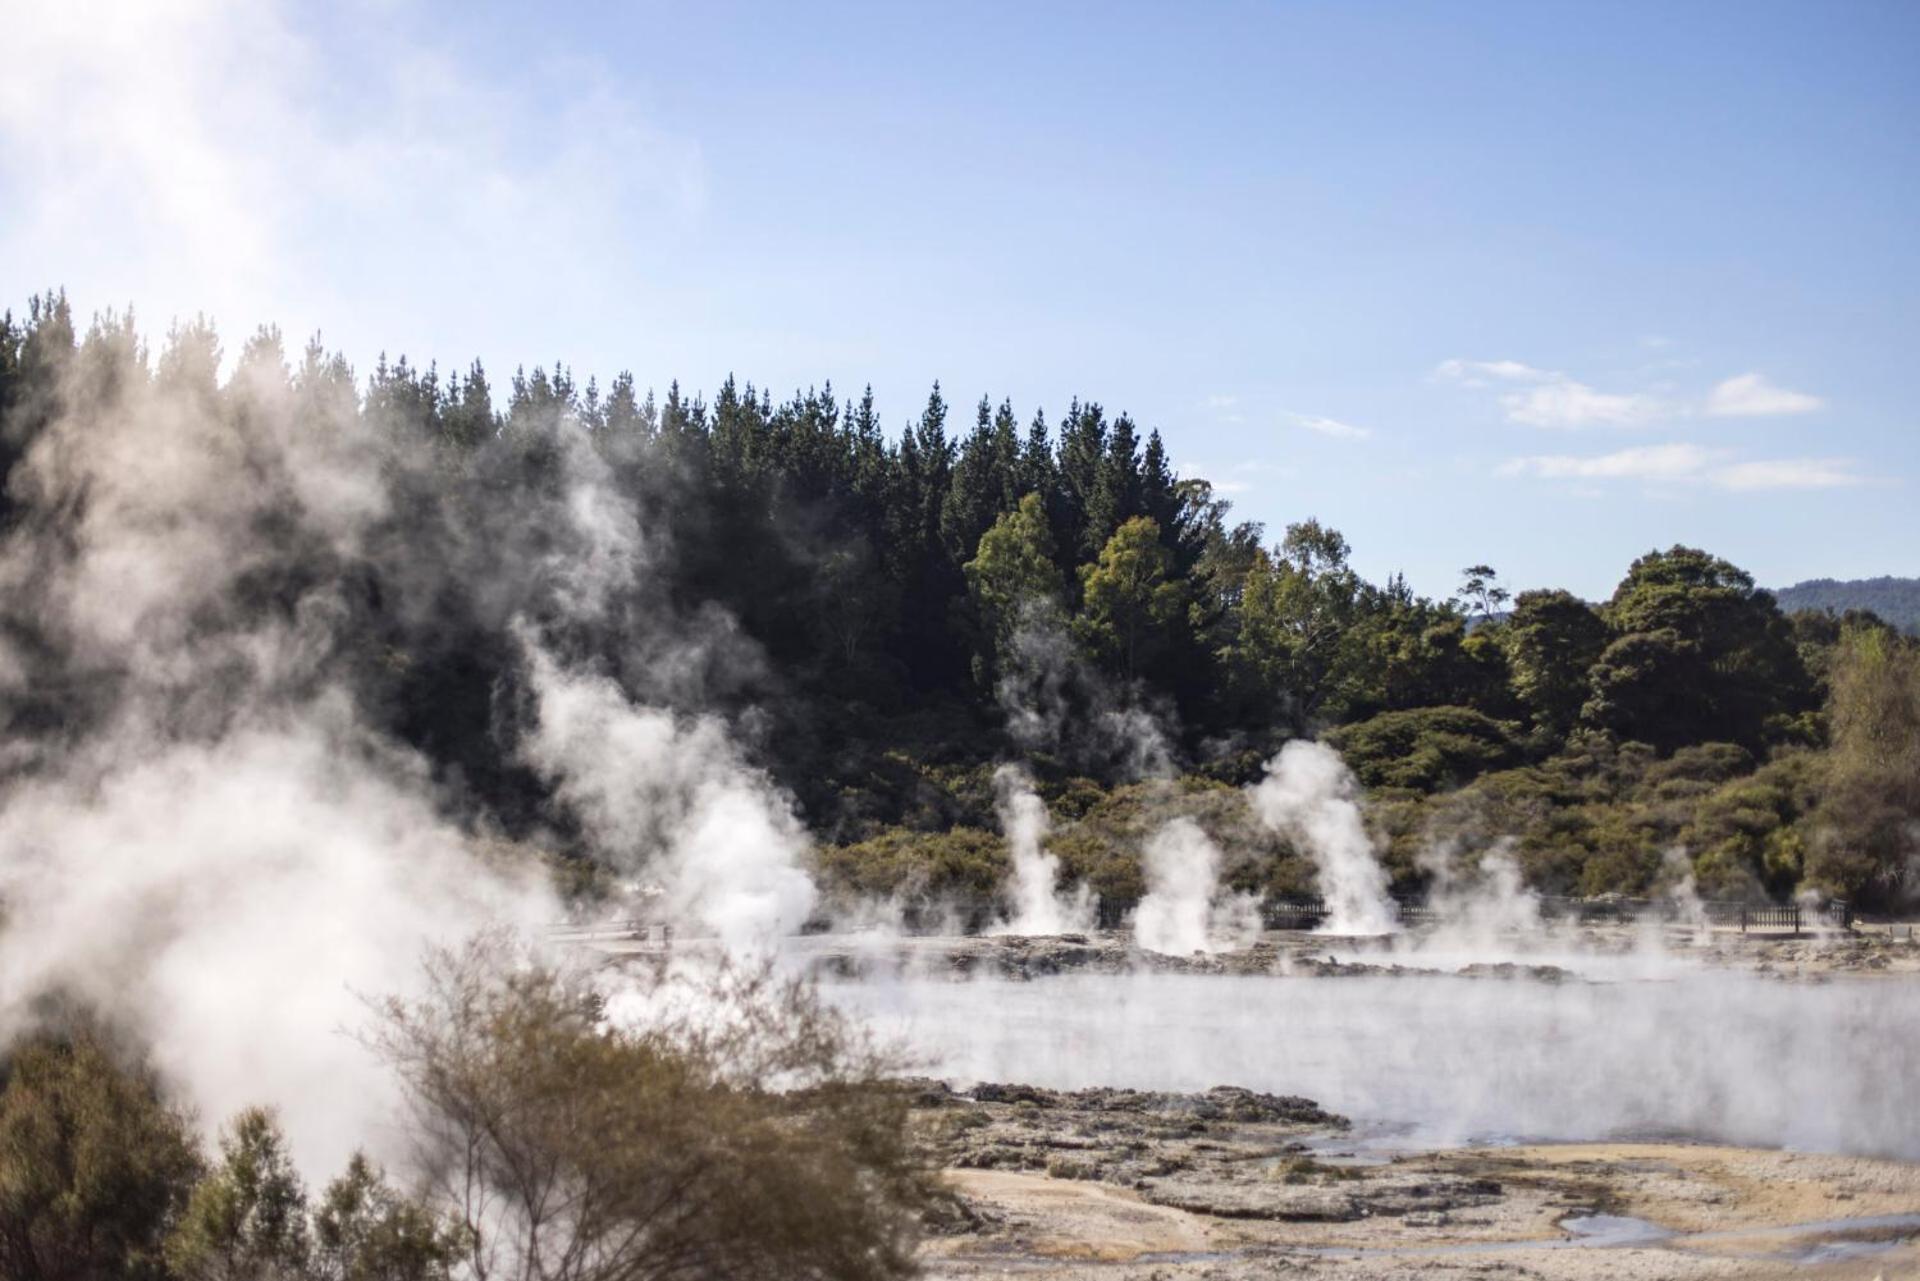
left=0, top=321, right=824, bottom=1179
left=1131, top=816, right=1260, bottom=955
left=987, top=764, right=1094, bottom=937
left=0, top=714, right=555, bottom=1178
left=517, top=636, right=817, bottom=952
left=0, top=337, right=565, bottom=1177
left=1249, top=740, right=1397, bottom=935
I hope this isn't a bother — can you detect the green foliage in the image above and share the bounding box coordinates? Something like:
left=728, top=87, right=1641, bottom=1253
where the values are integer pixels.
left=1503, top=589, right=1608, bottom=732
left=166, top=1108, right=310, bottom=1281
left=1805, top=625, right=1920, bottom=902
left=964, top=493, right=1063, bottom=683
left=1455, top=564, right=1510, bottom=622
left=370, top=945, right=934, bottom=1281
left=816, top=826, right=1007, bottom=902
left=1327, top=706, right=1522, bottom=792
left=4, top=295, right=1892, bottom=907
left=1223, top=523, right=1363, bottom=726
left=310, top=1154, right=457, bottom=1281
left=1075, top=517, right=1187, bottom=681
left=0, top=1028, right=202, bottom=1281
left=1585, top=547, right=1813, bottom=751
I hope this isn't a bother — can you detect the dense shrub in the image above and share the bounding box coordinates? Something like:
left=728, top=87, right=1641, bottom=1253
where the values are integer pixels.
left=1327, top=705, right=1522, bottom=792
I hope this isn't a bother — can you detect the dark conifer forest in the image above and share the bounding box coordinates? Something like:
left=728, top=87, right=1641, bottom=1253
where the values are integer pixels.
left=3, top=291, right=1916, bottom=909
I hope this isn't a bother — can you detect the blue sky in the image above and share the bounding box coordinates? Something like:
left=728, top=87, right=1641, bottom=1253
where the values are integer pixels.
left=1, top=0, right=1914, bottom=599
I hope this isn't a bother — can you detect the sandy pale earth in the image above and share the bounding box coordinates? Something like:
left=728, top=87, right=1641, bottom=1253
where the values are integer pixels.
left=882, top=927, right=1920, bottom=1280
left=916, top=1106, right=1920, bottom=1278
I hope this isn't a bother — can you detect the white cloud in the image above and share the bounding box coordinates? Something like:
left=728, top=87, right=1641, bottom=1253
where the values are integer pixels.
left=1705, top=373, right=1823, bottom=418
left=1499, top=443, right=1718, bottom=482
left=1436, top=357, right=1666, bottom=427
left=1432, top=358, right=1557, bottom=388
left=1291, top=413, right=1371, bottom=441
left=1499, top=380, right=1667, bottom=429
left=1499, top=444, right=1865, bottom=491
left=1713, top=458, right=1861, bottom=491
left=1440, top=355, right=1824, bottom=429
left=1201, top=394, right=1245, bottom=424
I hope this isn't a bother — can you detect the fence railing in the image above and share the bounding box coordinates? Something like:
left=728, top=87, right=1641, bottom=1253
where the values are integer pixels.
left=556, top=893, right=1851, bottom=942
left=1255, top=894, right=1850, bottom=933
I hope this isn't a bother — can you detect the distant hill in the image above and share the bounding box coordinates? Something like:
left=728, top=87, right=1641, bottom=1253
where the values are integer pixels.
left=1775, top=576, right=1920, bottom=633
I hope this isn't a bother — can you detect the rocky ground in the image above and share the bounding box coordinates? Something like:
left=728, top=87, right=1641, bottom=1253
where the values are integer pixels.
left=583, top=923, right=1920, bottom=1274
left=908, top=1080, right=1920, bottom=1280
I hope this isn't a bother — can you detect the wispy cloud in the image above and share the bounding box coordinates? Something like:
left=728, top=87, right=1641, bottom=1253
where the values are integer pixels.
left=1704, top=373, right=1824, bottom=418
left=1713, top=458, right=1862, bottom=490
left=1201, top=393, right=1245, bottom=424
left=1436, top=358, right=1664, bottom=427
left=1290, top=413, right=1371, bottom=441
left=1499, top=444, right=1866, bottom=491
left=1439, top=356, right=1824, bottom=429
left=1432, top=358, right=1557, bottom=389
left=1498, top=443, right=1717, bottom=482
left=1499, top=380, right=1667, bottom=429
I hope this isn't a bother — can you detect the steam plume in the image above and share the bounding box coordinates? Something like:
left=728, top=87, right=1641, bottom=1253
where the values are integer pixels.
left=987, top=764, right=1094, bottom=936
left=1249, top=740, right=1397, bottom=934
left=1131, top=816, right=1260, bottom=954
left=0, top=318, right=822, bottom=1177
left=518, top=635, right=817, bottom=951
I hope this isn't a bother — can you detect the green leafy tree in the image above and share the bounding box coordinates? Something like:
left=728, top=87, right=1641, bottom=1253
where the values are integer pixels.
left=0, top=1030, right=202, bottom=1281
left=1504, top=589, right=1608, bottom=733
left=1077, top=516, right=1187, bottom=681
left=965, top=493, right=1065, bottom=678
left=1456, top=564, right=1510, bottom=622
left=1339, top=597, right=1511, bottom=720
left=369, top=944, right=932, bottom=1281
left=1584, top=546, right=1812, bottom=751
left=1327, top=705, right=1521, bottom=792
left=1225, top=520, right=1363, bottom=725
left=939, top=397, right=1020, bottom=564
left=311, top=1154, right=458, bottom=1281
left=1805, top=625, right=1920, bottom=904
left=1053, top=399, right=1108, bottom=558
left=167, top=1108, right=311, bottom=1281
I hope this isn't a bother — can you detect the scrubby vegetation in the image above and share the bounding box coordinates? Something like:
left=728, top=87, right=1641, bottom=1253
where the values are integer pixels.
left=2, top=292, right=1915, bottom=911
left=0, top=955, right=931, bottom=1281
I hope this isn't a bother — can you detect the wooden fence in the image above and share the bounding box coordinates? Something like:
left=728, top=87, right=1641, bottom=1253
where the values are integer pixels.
left=557, top=893, right=1850, bottom=941
left=1256, top=893, right=1850, bottom=933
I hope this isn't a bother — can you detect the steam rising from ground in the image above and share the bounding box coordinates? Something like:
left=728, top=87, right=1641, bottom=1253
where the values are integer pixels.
left=518, top=637, right=816, bottom=951
left=1250, top=740, right=1397, bottom=934
left=827, top=970, right=1920, bottom=1160
left=988, top=765, right=1094, bottom=936
left=1132, top=818, right=1260, bottom=955
left=0, top=717, right=555, bottom=1176
left=0, top=328, right=821, bottom=1175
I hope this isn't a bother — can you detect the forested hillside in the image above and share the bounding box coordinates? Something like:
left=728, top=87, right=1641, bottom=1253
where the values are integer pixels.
left=3, top=291, right=1915, bottom=908
left=1777, top=577, right=1920, bottom=634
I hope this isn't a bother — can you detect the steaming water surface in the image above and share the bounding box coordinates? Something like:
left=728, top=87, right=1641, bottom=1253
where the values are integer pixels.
left=826, top=971, right=1920, bottom=1160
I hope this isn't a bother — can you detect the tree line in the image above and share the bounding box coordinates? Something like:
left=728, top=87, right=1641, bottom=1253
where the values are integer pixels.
left=2, top=291, right=1914, bottom=905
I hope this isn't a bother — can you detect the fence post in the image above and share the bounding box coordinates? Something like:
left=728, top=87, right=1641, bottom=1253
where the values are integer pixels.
left=1740, top=905, right=1747, bottom=934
